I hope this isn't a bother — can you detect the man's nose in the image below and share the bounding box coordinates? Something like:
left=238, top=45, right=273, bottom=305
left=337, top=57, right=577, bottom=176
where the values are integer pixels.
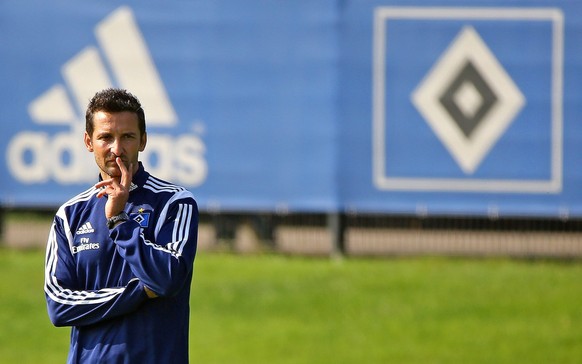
left=110, top=138, right=122, bottom=155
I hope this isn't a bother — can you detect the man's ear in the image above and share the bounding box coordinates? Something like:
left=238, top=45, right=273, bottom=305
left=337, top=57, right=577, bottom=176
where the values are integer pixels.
left=139, top=132, right=147, bottom=152
left=84, top=132, right=93, bottom=152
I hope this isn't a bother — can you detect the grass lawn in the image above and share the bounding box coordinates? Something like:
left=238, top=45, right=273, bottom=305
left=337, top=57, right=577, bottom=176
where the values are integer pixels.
left=1, top=248, right=581, bottom=363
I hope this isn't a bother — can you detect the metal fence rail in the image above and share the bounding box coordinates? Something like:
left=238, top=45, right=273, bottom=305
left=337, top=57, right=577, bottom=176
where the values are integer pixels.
left=3, top=209, right=582, bottom=259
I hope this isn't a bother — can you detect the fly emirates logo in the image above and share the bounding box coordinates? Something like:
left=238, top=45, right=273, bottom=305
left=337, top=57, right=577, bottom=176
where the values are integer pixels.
left=7, top=6, right=207, bottom=186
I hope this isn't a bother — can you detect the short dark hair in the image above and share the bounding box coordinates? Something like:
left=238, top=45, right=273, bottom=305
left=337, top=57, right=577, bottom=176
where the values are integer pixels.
left=85, top=88, right=146, bottom=137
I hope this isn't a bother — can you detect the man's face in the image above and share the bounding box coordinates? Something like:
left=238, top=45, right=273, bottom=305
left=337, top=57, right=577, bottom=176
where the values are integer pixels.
left=84, top=111, right=147, bottom=179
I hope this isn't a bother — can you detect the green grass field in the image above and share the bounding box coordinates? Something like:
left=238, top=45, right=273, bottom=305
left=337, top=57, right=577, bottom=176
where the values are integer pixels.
left=1, top=248, right=581, bottom=363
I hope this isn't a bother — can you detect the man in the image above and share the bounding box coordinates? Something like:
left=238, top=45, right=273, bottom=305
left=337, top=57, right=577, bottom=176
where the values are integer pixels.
left=44, top=88, right=198, bottom=363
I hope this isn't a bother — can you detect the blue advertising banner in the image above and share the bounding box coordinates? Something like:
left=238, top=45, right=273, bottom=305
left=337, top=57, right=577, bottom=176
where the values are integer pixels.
left=339, top=1, right=580, bottom=217
left=0, top=1, right=338, bottom=211
left=1, top=1, right=581, bottom=217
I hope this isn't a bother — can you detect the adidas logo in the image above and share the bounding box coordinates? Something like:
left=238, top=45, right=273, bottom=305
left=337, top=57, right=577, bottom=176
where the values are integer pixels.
left=76, top=222, right=95, bottom=235
left=8, top=6, right=207, bottom=187
left=28, top=6, right=176, bottom=128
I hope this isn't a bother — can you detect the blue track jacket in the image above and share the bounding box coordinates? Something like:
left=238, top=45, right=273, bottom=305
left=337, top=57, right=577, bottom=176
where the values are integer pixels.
left=44, top=163, right=198, bottom=363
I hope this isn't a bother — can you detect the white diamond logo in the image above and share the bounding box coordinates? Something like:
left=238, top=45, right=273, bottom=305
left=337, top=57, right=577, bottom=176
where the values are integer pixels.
left=411, top=26, right=525, bottom=174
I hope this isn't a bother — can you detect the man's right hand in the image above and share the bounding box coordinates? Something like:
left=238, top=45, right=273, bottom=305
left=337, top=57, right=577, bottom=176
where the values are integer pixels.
left=94, top=157, right=133, bottom=218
